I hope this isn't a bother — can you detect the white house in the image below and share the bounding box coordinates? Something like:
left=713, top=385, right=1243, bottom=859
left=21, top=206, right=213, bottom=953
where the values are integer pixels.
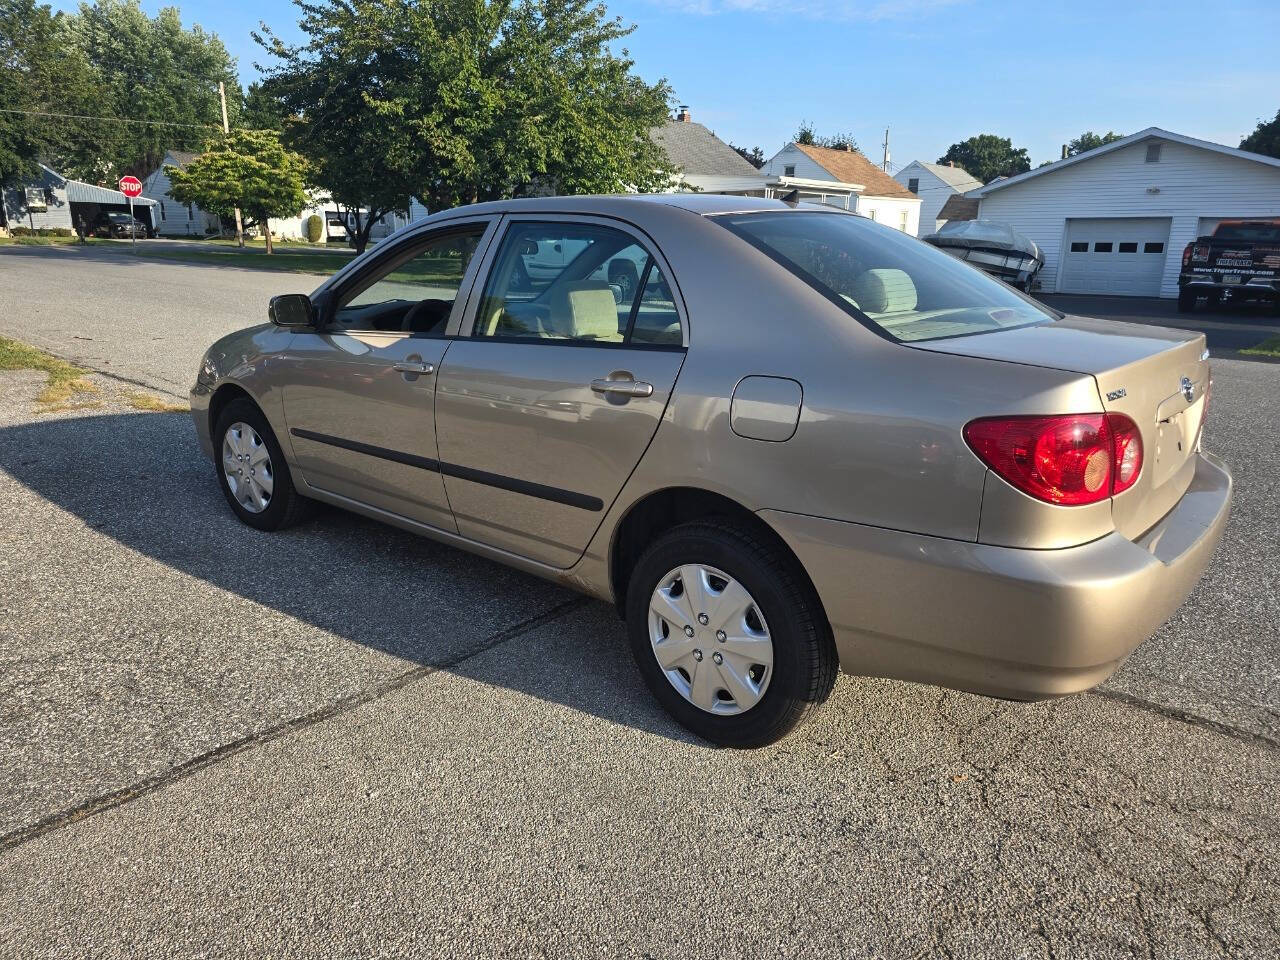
left=969, top=127, right=1280, bottom=298
left=761, top=143, right=921, bottom=233
left=140, top=150, right=223, bottom=237
left=893, top=161, right=982, bottom=237
left=650, top=109, right=769, bottom=195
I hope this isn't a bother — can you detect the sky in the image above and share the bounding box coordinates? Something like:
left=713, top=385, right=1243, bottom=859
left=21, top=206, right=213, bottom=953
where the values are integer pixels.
left=56, top=0, right=1280, bottom=174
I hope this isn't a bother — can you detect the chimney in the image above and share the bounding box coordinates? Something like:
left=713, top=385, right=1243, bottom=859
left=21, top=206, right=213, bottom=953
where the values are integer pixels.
left=676, top=105, right=691, bottom=123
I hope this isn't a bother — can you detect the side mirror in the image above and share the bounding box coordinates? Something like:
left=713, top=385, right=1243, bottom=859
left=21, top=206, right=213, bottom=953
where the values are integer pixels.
left=269, top=293, right=315, bottom=328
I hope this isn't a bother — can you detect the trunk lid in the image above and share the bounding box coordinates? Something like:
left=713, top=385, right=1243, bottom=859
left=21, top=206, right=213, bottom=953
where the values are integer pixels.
left=916, top=315, right=1209, bottom=539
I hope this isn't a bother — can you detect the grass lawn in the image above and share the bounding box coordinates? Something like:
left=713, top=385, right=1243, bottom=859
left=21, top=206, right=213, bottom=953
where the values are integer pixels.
left=1240, top=336, right=1280, bottom=358
left=0, top=235, right=101, bottom=246
left=128, top=245, right=462, bottom=284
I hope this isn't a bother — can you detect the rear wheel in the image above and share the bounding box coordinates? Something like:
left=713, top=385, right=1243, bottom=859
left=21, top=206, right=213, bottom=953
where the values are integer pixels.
left=1177, top=288, right=1196, bottom=313
left=214, top=397, right=314, bottom=531
left=625, top=521, right=837, bottom=748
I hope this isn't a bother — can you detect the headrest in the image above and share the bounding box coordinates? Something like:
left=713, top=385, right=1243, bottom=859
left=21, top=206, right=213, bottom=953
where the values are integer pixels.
left=849, top=268, right=917, bottom=314
left=548, top=281, right=621, bottom=341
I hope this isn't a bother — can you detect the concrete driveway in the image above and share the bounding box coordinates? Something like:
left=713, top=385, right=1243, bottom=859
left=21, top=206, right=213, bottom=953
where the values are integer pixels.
left=1039, top=293, right=1279, bottom=355
left=1, top=246, right=1277, bottom=958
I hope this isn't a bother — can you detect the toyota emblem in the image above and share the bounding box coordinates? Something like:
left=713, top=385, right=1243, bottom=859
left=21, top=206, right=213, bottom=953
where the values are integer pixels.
left=1181, top=376, right=1195, bottom=403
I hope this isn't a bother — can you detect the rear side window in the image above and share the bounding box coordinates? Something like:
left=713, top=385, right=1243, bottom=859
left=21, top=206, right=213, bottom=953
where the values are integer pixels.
left=717, top=211, right=1053, bottom=343
left=472, top=222, right=681, bottom=346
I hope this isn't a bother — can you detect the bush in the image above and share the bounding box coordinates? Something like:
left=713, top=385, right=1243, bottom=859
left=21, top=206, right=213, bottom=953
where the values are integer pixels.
left=304, top=213, right=323, bottom=243
left=9, top=227, right=73, bottom=237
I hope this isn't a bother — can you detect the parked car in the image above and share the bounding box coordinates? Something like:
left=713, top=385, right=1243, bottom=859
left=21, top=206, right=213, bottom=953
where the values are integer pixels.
left=191, top=195, right=1231, bottom=747
left=98, top=212, right=147, bottom=239
left=1178, top=219, right=1280, bottom=312
left=923, top=219, right=1044, bottom=291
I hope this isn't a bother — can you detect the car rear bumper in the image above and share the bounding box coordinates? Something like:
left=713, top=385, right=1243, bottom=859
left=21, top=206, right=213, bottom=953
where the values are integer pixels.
left=761, top=451, right=1232, bottom=701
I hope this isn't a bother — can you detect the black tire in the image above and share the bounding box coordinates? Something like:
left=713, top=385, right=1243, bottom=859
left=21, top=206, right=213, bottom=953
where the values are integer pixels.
left=213, top=397, right=315, bottom=531
left=1176, top=288, right=1196, bottom=313
left=625, top=521, right=837, bottom=748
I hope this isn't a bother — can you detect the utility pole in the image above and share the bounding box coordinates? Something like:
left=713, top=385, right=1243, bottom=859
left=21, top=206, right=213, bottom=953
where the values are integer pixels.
left=882, top=127, right=891, bottom=173
left=218, top=82, right=245, bottom=249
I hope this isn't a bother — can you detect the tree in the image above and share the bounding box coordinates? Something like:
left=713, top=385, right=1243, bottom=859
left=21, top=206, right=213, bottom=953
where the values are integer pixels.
left=241, top=82, right=287, bottom=132
left=937, top=134, right=1031, bottom=183
left=1240, top=109, right=1280, bottom=159
left=255, top=0, right=673, bottom=254
left=1067, top=130, right=1123, bottom=157
left=165, top=130, right=308, bottom=254
left=731, top=144, right=764, bottom=169
left=59, top=0, right=241, bottom=181
left=794, top=122, right=857, bottom=152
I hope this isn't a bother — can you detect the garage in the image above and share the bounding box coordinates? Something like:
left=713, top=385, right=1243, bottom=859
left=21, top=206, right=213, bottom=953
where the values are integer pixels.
left=967, top=128, right=1280, bottom=299
left=1059, top=217, right=1171, bottom=296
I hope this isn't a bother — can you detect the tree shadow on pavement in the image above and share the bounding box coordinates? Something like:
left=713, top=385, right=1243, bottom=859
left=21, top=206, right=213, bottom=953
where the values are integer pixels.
left=0, top=409, right=697, bottom=746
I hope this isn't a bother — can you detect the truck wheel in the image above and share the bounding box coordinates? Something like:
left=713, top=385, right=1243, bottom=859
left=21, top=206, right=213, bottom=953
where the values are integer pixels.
left=1176, top=289, right=1196, bottom=313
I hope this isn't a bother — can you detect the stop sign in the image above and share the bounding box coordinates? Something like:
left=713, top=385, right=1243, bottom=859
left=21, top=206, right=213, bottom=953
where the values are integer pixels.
left=119, top=176, right=143, bottom=198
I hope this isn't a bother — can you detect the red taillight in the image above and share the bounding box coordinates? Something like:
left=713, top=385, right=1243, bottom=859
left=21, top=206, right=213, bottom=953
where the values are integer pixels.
left=964, top=413, right=1143, bottom=506
left=1182, top=243, right=1193, bottom=268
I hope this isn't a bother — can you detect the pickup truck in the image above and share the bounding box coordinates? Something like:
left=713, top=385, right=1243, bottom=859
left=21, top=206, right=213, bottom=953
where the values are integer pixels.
left=1177, top=219, right=1280, bottom=312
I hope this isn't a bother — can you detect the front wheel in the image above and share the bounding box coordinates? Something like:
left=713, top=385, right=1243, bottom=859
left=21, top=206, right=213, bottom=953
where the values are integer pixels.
left=625, top=522, right=837, bottom=748
left=213, top=397, right=315, bottom=531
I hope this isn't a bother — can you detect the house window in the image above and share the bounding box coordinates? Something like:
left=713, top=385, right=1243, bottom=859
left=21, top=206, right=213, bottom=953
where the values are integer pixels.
left=1069, top=241, right=1089, bottom=252
left=160, top=202, right=166, bottom=221
left=867, top=208, right=878, bottom=222
left=1143, top=242, right=1165, bottom=254
left=1118, top=242, right=1139, bottom=253
left=899, top=209, right=909, bottom=231
left=1145, top=143, right=1161, bottom=163
left=1094, top=242, right=1113, bottom=253
left=187, top=203, right=194, bottom=221
left=783, top=164, right=796, bottom=177
left=907, top=177, right=919, bottom=194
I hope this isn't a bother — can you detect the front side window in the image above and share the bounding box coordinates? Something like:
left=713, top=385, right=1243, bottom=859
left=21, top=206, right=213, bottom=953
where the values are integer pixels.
left=334, top=226, right=486, bottom=333
left=718, top=210, right=1054, bottom=343
left=472, top=222, right=681, bottom=346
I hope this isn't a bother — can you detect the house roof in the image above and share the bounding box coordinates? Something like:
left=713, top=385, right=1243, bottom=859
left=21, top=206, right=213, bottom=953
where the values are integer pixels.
left=164, top=150, right=201, bottom=169
left=650, top=121, right=762, bottom=178
left=937, top=195, right=979, bottom=222
left=909, top=161, right=982, bottom=192
left=36, top=164, right=156, bottom=205
left=794, top=144, right=917, bottom=199
left=971, top=127, right=1280, bottom=197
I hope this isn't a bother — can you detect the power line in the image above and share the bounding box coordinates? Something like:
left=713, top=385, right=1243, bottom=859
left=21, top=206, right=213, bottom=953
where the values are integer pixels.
left=0, top=108, right=273, bottom=133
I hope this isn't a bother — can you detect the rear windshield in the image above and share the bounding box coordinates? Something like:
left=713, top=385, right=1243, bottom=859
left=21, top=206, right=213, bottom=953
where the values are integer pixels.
left=1214, top=223, right=1280, bottom=243
left=718, top=210, right=1054, bottom=343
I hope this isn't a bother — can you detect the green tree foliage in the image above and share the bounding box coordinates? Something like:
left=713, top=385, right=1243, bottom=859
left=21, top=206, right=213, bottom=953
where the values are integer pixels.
left=166, top=130, right=308, bottom=254
left=1240, top=109, right=1280, bottom=159
left=1066, top=131, right=1123, bottom=157
left=730, top=144, right=765, bottom=169
left=0, top=0, right=102, bottom=192
left=58, top=0, right=240, bottom=181
left=304, top=213, right=323, bottom=243
left=241, top=82, right=288, bottom=132
left=255, top=0, right=673, bottom=253
left=793, top=122, right=857, bottom=152
left=937, top=134, right=1031, bottom=184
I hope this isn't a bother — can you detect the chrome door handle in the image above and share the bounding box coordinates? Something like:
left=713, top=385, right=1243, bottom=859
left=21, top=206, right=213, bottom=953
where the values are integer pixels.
left=393, top=361, right=434, bottom=375
left=591, top=377, right=653, bottom=398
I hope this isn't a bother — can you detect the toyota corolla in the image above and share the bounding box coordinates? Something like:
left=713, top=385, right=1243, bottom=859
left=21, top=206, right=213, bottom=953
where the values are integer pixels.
left=191, top=195, right=1231, bottom=747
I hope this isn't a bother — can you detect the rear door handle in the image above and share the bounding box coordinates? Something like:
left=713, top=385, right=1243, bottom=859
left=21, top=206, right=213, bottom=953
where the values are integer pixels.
left=591, top=377, right=653, bottom=398
left=393, top=361, right=434, bottom=375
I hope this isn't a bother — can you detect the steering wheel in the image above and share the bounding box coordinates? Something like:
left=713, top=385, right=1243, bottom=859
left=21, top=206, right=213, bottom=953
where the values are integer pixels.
left=401, top=298, right=452, bottom=334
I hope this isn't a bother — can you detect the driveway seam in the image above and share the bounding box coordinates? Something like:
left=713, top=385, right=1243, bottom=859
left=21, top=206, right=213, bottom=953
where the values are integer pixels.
left=0, top=597, right=591, bottom=855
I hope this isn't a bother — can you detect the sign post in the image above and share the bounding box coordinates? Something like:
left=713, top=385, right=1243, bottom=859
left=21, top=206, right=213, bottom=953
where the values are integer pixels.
left=118, top=176, right=143, bottom=248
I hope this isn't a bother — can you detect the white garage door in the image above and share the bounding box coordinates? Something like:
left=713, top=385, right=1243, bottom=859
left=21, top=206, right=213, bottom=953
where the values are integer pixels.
left=1059, top=218, right=1172, bottom=296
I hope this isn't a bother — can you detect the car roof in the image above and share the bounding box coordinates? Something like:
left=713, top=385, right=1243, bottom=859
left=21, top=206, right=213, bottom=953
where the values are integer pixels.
left=434, top=193, right=796, bottom=220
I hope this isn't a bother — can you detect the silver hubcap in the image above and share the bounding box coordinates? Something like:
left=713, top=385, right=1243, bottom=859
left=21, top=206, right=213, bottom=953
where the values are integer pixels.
left=221, top=421, right=274, bottom=514
left=648, top=564, right=773, bottom=716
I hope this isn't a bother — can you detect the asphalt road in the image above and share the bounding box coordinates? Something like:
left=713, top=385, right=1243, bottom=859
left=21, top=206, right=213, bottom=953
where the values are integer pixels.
left=1, top=246, right=1278, bottom=958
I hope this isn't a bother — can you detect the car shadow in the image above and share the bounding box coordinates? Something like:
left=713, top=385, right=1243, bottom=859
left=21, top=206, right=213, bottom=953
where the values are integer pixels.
left=0, top=409, right=699, bottom=745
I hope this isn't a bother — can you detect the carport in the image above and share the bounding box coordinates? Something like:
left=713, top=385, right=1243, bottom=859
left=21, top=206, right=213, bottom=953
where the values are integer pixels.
left=65, top=178, right=159, bottom=237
